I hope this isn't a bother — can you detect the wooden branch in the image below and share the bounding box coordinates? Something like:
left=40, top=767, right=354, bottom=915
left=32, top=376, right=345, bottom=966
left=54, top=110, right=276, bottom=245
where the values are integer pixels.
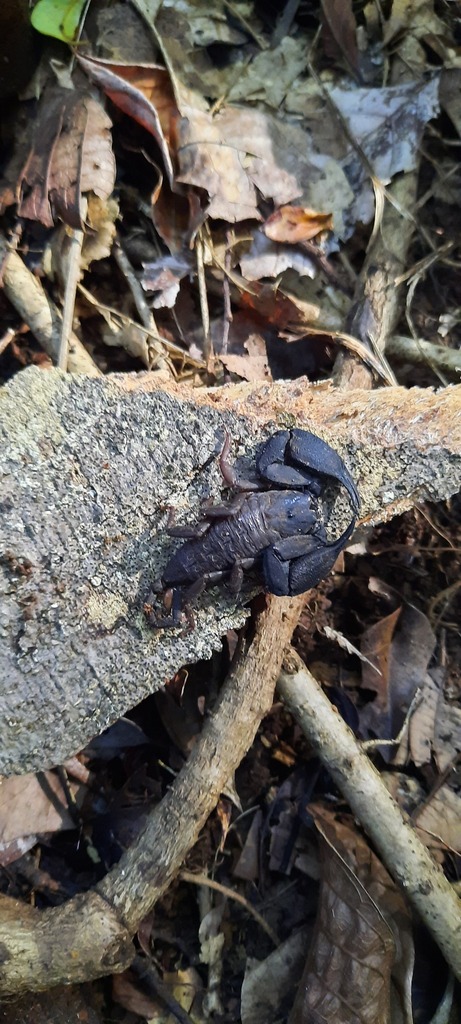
left=277, top=649, right=461, bottom=981
left=1, top=367, right=461, bottom=774
left=0, top=594, right=305, bottom=996
left=0, top=232, right=100, bottom=377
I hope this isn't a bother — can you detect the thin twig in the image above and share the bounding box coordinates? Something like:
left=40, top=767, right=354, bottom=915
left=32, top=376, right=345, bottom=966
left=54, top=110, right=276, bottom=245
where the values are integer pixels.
left=58, top=199, right=87, bottom=371
left=196, top=232, right=213, bottom=367
left=0, top=326, right=16, bottom=356
left=113, top=238, right=158, bottom=333
left=221, top=233, right=233, bottom=357
left=77, top=283, right=203, bottom=369
left=289, top=325, right=396, bottom=385
left=180, top=870, right=279, bottom=946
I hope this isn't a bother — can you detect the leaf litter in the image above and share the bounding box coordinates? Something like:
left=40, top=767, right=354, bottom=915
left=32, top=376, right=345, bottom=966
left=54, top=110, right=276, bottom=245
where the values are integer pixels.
left=1, top=0, right=461, bottom=1020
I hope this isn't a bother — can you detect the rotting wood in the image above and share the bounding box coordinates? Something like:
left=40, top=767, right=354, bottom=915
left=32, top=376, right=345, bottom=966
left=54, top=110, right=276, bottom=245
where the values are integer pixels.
left=1, top=367, right=461, bottom=774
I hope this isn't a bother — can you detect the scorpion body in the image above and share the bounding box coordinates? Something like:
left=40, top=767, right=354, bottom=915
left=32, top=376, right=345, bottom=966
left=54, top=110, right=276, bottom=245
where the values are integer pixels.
left=153, top=428, right=360, bottom=627
left=163, top=489, right=319, bottom=588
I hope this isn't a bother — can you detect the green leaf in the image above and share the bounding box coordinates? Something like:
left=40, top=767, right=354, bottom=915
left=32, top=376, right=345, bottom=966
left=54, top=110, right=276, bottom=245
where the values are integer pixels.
left=31, top=0, right=87, bottom=43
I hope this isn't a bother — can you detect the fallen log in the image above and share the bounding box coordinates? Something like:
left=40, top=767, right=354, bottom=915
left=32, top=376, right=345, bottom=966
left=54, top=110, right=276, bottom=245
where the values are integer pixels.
left=1, top=366, right=461, bottom=774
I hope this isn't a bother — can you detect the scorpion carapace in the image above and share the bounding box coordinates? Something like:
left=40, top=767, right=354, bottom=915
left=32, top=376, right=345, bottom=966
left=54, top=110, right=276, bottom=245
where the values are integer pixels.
left=152, top=429, right=359, bottom=627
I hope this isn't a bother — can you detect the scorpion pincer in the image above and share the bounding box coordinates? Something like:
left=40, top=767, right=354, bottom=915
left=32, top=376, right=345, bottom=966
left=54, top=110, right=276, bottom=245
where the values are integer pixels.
left=152, top=429, right=359, bottom=627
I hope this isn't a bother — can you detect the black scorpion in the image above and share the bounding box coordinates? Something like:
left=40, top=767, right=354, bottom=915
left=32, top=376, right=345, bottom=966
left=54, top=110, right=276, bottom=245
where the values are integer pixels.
left=151, top=429, right=359, bottom=627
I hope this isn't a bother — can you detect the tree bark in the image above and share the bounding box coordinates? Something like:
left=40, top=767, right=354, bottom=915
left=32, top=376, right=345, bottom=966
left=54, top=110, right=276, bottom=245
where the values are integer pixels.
left=1, top=366, right=461, bottom=774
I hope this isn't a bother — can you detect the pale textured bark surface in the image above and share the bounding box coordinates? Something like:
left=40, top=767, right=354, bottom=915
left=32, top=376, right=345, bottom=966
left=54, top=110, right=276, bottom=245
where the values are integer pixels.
left=1, top=366, right=461, bottom=775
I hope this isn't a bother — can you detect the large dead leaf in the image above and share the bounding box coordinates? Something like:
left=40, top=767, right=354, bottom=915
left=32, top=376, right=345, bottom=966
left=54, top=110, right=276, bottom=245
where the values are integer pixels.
left=321, top=0, right=360, bottom=81
left=239, top=230, right=317, bottom=282
left=142, top=253, right=193, bottom=307
left=290, top=808, right=400, bottom=1024
left=241, top=930, right=308, bottom=1024
left=176, top=106, right=261, bottom=222
left=433, top=692, right=461, bottom=771
left=220, top=334, right=271, bottom=383
left=225, top=37, right=308, bottom=108
left=264, top=206, right=333, bottom=244
left=288, top=76, right=440, bottom=230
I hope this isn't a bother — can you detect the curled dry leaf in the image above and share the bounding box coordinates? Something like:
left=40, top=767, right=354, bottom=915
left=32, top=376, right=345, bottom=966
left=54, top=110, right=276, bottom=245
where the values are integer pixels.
left=239, top=229, right=317, bottom=282
left=359, top=605, right=436, bottom=758
left=5, top=87, right=115, bottom=229
left=241, top=930, right=308, bottom=1024
left=321, top=0, right=361, bottom=81
left=78, top=55, right=177, bottom=186
left=176, top=106, right=260, bottom=223
left=142, top=253, right=193, bottom=308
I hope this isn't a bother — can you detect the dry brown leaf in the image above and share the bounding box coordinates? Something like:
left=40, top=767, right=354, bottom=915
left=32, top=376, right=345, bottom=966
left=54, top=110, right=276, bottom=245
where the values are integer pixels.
left=321, top=0, right=360, bottom=81
left=360, top=605, right=436, bottom=753
left=112, top=969, right=160, bottom=1017
left=241, top=930, right=308, bottom=1024
left=433, top=695, right=461, bottom=772
left=0, top=771, right=82, bottom=866
left=360, top=607, right=402, bottom=706
left=239, top=229, right=317, bottom=282
left=440, top=69, right=461, bottom=136
left=163, top=967, right=203, bottom=1016
left=220, top=334, right=271, bottom=383
left=142, top=254, right=193, bottom=307
left=226, top=37, right=308, bottom=109
left=16, top=88, right=114, bottom=229
left=264, top=205, right=334, bottom=244
left=81, top=195, right=119, bottom=269
left=78, top=55, right=176, bottom=185
left=415, top=785, right=461, bottom=854
left=176, top=106, right=260, bottom=223
left=382, top=0, right=447, bottom=47
left=408, top=672, right=439, bottom=767
left=45, top=196, right=119, bottom=286
left=240, top=282, right=321, bottom=331
left=233, top=809, right=262, bottom=882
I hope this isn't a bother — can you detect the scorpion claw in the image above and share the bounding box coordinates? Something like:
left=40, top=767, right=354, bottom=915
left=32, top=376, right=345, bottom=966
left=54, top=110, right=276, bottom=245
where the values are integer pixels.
left=257, top=429, right=359, bottom=514
left=289, top=429, right=360, bottom=514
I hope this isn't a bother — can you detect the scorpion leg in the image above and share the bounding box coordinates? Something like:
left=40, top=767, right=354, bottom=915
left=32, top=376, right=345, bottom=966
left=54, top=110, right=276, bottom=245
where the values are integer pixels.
left=152, top=577, right=208, bottom=630
left=219, top=432, right=260, bottom=491
left=228, top=557, right=255, bottom=594
left=149, top=586, right=184, bottom=628
left=201, top=493, right=248, bottom=518
left=167, top=521, right=210, bottom=538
